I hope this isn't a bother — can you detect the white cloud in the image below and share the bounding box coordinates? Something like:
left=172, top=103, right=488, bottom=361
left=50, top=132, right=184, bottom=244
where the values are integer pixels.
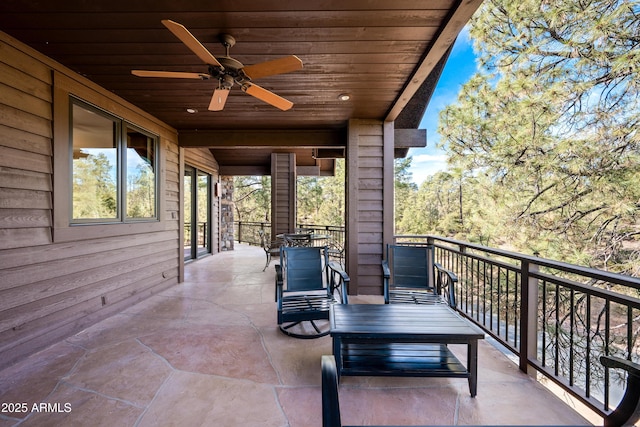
left=413, top=153, right=448, bottom=164
left=409, top=152, right=449, bottom=185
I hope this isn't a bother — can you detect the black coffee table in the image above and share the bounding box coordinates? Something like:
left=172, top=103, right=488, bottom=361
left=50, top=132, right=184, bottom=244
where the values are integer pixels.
left=330, top=303, right=485, bottom=397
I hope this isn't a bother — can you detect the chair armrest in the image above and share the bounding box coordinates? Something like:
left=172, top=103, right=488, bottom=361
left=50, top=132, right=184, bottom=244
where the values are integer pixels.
left=381, top=260, right=391, bottom=304
left=275, top=264, right=283, bottom=304
left=434, top=263, right=457, bottom=308
left=328, top=261, right=350, bottom=304
left=601, top=355, right=640, bottom=427
left=601, top=355, right=640, bottom=377
left=381, top=260, right=390, bottom=278
left=322, top=355, right=342, bottom=427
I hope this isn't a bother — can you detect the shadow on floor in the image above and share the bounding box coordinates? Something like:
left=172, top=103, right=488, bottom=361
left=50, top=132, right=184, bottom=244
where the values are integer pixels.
left=0, top=244, right=595, bottom=426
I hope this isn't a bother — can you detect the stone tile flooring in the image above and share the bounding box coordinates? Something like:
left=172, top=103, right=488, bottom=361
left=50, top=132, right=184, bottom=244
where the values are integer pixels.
left=0, top=244, right=596, bottom=426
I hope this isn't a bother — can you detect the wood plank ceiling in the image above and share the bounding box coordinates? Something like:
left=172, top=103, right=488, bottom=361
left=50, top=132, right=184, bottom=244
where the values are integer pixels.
left=0, top=0, right=482, bottom=175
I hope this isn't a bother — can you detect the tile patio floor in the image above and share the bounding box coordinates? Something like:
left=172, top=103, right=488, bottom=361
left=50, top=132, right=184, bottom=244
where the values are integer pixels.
left=0, top=244, right=597, bottom=426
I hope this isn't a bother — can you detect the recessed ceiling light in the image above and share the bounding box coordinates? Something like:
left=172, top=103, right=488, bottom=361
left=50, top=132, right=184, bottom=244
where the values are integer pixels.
left=338, top=93, right=351, bottom=101
left=186, top=108, right=198, bottom=114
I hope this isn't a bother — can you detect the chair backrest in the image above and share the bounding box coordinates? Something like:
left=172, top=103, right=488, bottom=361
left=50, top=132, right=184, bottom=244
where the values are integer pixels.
left=280, top=246, right=328, bottom=292
left=387, top=244, right=433, bottom=291
left=284, top=233, right=312, bottom=247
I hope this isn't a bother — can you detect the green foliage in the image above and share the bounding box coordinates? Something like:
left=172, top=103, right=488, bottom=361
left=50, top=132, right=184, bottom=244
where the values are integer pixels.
left=394, top=158, right=418, bottom=227
left=72, top=152, right=117, bottom=219
left=233, top=175, right=272, bottom=223
left=397, top=0, right=640, bottom=275
left=297, top=176, right=323, bottom=223
left=233, top=159, right=346, bottom=226
left=126, top=163, right=156, bottom=218
left=313, top=159, right=346, bottom=226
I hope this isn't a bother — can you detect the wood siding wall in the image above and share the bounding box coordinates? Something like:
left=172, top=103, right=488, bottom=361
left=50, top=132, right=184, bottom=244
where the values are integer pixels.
left=184, top=148, right=221, bottom=255
left=346, top=120, right=394, bottom=295
left=271, top=153, right=296, bottom=238
left=0, top=32, right=180, bottom=371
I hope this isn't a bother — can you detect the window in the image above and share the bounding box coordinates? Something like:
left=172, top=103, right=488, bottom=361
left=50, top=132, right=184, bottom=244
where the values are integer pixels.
left=71, top=99, right=157, bottom=224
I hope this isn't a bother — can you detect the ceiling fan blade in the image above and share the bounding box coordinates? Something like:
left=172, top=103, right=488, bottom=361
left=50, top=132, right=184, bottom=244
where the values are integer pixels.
left=131, top=70, right=209, bottom=79
left=242, top=83, right=293, bottom=111
left=243, top=55, right=303, bottom=80
left=161, top=19, right=223, bottom=68
left=209, top=88, right=230, bottom=111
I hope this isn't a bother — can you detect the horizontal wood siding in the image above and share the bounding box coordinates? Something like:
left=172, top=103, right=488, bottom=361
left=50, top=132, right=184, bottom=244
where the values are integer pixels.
left=347, top=120, right=386, bottom=295
left=0, top=32, right=180, bottom=371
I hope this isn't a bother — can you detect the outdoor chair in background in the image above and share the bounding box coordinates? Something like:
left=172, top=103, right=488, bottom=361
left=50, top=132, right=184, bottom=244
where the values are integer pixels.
left=434, top=262, right=457, bottom=307
left=258, top=229, right=282, bottom=271
left=327, top=239, right=345, bottom=267
left=382, top=244, right=457, bottom=306
left=276, top=246, right=348, bottom=338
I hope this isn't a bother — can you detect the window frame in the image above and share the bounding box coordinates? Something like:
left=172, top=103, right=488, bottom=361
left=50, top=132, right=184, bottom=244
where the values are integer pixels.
left=53, top=71, right=167, bottom=243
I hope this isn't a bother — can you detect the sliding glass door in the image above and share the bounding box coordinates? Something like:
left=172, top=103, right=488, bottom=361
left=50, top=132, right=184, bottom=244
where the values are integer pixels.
left=184, top=165, right=212, bottom=261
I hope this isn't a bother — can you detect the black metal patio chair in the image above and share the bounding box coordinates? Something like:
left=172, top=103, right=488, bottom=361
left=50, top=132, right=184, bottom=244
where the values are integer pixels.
left=382, top=245, right=458, bottom=307
left=276, top=246, right=348, bottom=338
left=258, top=229, right=282, bottom=271
left=382, top=244, right=457, bottom=306
left=322, top=354, right=430, bottom=427
left=327, top=239, right=345, bottom=267
left=601, top=355, right=640, bottom=427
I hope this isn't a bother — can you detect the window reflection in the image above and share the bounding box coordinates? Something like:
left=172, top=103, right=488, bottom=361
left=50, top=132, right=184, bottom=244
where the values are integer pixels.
left=126, top=127, right=156, bottom=219
left=72, top=104, right=118, bottom=220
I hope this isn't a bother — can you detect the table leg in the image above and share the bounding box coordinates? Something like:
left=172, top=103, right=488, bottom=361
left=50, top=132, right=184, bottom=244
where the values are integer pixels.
left=468, top=339, right=478, bottom=397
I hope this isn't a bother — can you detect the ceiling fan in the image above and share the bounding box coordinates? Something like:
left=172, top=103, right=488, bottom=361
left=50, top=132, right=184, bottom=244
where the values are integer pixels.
left=131, top=20, right=303, bottom=111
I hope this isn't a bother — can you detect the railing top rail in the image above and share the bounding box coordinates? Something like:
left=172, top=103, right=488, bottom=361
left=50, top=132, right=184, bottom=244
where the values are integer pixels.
left=395, top=234, right=640, bottom=289
left=534, top=270, right=640, bottom=308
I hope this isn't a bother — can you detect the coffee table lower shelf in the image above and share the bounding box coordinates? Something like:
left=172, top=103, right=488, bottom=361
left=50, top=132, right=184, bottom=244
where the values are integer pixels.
left=337, top=342, right=469, bottom=378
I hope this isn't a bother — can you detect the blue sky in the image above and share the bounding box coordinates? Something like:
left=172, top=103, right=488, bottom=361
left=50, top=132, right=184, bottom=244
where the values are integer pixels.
left=408, top=27, right=479, bottom=185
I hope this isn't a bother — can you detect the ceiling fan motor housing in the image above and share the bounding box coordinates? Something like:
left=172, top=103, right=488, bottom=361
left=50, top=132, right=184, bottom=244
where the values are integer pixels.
left=209, top=55, right=249, bottom=87
left=221, top=74, right=235, bottom=89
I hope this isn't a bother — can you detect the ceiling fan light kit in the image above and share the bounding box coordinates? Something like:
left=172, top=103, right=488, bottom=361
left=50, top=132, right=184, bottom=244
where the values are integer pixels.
left=131, top=20, right=302, bottom=112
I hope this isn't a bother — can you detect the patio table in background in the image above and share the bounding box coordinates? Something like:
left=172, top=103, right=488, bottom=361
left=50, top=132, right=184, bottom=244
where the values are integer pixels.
left=277, top=233, right=332, bottom=247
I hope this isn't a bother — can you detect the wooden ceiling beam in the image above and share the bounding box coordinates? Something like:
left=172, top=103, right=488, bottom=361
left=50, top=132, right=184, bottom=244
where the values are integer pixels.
left=219, top=165, right=270, bottom=176
left=394, top=128, right=426, bottom=149
left=297, top=165, right=320, bottom=176
left=178, top=129, right=346, bottom=148
left=385, top=0, right=484, bottom=122
left=393, top=128, right=427, bottom=158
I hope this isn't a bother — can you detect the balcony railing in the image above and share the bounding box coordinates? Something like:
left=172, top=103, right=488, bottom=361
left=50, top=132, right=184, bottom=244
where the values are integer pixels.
left=233, top=223, right=639, bottom=417
left=184, top=221, right=208, bottom=248
left=395, top=234, right=640, bottom=419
